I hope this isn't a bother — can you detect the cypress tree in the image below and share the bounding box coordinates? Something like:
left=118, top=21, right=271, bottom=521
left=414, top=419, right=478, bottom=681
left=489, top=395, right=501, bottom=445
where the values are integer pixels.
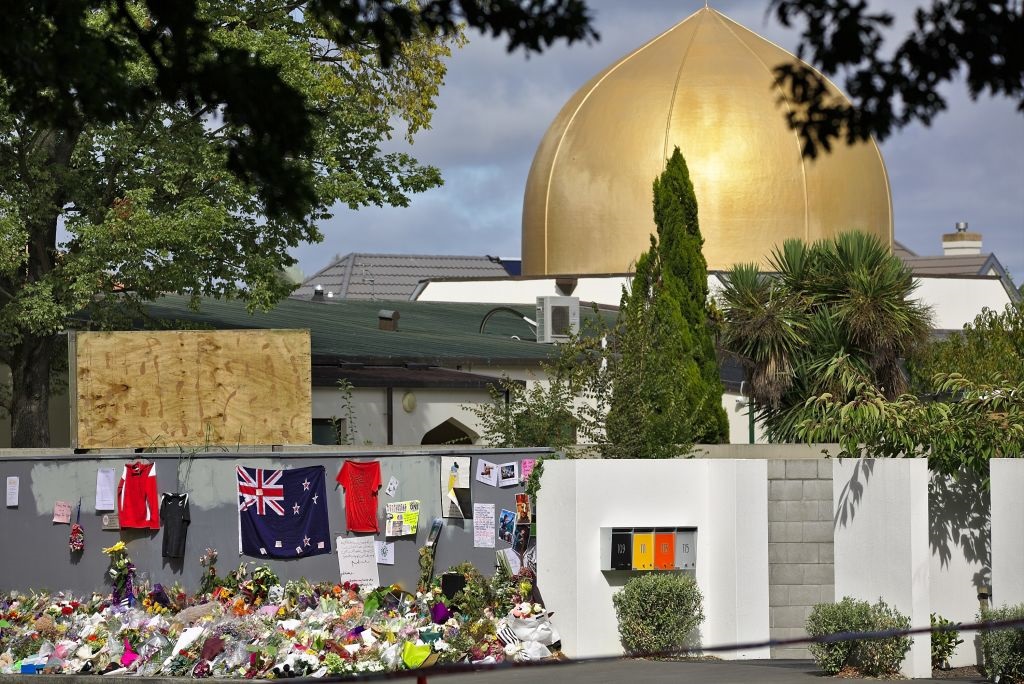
left=605, top=147, right=728, bottom=456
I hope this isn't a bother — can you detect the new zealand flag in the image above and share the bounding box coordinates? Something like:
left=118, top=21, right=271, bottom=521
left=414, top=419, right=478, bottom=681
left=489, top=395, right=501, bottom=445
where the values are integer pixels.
left=237, top=465, right=331, bottom=559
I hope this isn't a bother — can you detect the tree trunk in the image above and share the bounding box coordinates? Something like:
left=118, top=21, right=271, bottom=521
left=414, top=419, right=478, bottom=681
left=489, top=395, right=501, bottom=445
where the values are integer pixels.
left=10, top=333, right=53, bottom=448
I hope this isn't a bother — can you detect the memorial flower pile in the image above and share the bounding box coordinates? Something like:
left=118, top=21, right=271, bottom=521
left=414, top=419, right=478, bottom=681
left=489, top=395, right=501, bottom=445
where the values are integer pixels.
left=0, top=550, right=559, bottom=677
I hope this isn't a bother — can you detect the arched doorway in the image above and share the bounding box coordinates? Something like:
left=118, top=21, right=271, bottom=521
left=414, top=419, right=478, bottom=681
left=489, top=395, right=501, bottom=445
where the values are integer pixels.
left=421, top=418, right=476, bottom=445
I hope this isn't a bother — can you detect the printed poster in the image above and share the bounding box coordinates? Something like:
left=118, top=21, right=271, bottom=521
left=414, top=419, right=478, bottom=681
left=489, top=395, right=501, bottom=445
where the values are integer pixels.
left=374, top=541, right=395, bottom=565
left=498, top=508, right=515, bottom=545
left=440, top=456, right=472, bottom=518
left=515, top=493, right=531, bottom=524
left=473, top=503, right=495, bottom=548
left=384, top=476, right=399, bottom=497
left=336, top=535, right=380, bottom=589
left=5, top=476, right=18, bottom=507
left=384, top=500, right=420, bottom=538
left=475, top=459, right=498, bottom=487
left=95, top=468, right=117, bottom=511
left=498, top=461, right=519, bottom=487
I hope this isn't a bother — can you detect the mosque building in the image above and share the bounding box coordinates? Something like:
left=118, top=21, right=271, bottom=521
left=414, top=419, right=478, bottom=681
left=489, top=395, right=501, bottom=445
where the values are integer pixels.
left=290, top=7, right=1016, bottom=447
left=521, top=5, right=892, bottom=277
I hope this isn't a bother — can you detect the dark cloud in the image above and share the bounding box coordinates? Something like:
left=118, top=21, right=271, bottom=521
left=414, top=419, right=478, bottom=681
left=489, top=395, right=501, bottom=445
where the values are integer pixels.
left=299, top=0, right=1024, bottom=287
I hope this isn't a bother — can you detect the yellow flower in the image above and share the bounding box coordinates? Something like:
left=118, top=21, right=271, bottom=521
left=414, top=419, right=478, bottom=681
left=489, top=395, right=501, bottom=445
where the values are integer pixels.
left=101, top=541, right=126, bottom=555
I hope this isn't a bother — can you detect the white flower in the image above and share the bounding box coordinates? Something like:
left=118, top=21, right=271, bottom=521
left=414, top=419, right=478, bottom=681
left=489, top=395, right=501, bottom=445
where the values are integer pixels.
left=503, top=643, right=521, bottom=656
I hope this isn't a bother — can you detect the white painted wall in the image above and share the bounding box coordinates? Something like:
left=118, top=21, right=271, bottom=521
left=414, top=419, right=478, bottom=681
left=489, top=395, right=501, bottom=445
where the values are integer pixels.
left=990, top=459, right=1024, bottom=607
left=537, top=459, right=769, bottom=660
left=928, top=471, right=989, bottom=667
left=833, top=459, right=930, bottom=678
left=722, top=391, right=766, bottom=444
left=311, top=386, right=491, bottom=446
left=913, top=277, right=1014, bottom=330
left=416, top=274, right=1014, bottom=334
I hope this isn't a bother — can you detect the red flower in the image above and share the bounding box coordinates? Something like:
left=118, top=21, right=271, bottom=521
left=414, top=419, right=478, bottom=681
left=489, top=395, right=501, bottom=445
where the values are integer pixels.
left=342, top=581, right=351, bottom=590
left=61, top=606, right=73, bottom=615
left=350, top=583, right=359, bottom=593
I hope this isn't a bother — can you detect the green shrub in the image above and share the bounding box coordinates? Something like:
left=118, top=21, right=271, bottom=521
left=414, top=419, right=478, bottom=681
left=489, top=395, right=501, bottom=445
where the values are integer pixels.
left=806, top=597, right=911, bottom=677
left=980, top=604, right=1024, bottom=683
left=806, top=597, right=873, bottom=674
left=612, top=572, right=704, bottom=655
left=857, top=600, right=912, bottom=676
left=931, top=613, right=964, bottom=669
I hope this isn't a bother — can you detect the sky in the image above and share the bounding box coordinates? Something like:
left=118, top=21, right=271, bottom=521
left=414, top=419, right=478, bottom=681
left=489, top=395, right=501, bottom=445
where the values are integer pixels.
left=291, top=0, right=1024, bottom=285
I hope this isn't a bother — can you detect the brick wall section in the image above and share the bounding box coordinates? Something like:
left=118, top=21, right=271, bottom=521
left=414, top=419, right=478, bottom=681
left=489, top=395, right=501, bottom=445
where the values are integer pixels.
left=768, top=459, right=834, bottom=659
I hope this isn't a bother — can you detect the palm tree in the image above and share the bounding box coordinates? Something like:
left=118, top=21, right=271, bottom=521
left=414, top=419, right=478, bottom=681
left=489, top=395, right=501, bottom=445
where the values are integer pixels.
left=717, top=231, right=933, bottom=441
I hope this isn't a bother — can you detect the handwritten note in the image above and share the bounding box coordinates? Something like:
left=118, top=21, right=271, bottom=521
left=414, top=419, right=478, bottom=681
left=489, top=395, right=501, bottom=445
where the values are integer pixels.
left=53, top=500, right=72, bottom=524
left=374, top=541, right=395, bottom=565
left=6, top=477, right=18, bottom=507
left=384, top=476, right=399, bottom=497
left=520, top=459, right=536, bottom=481
left=95, top=468, right=117, bottom=511
left=473, top=503, right=495, bottom=548
left=336, top=535, right=380, bottom=589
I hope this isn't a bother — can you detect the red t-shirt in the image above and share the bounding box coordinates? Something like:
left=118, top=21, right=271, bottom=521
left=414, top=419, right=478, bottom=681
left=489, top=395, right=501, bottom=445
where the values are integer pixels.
left=117, top=461, right=160, bottom=529
left=335, top=460, right=381, bottom=533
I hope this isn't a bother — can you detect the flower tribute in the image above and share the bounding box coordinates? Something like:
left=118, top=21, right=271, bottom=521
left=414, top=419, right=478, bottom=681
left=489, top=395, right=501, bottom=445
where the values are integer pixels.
left=0, top=547, right=559, bottom=677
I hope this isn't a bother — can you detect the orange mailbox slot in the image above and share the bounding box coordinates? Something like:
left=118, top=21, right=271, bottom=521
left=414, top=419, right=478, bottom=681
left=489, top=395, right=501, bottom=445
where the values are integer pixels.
left=654, top=531, right=675, bottom=570
left=632, top=531, right=654, bottom=570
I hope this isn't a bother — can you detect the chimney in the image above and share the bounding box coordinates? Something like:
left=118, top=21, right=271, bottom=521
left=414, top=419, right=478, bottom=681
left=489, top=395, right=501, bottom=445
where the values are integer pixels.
left=312, top=284, right=325, bottom=302
left=378, top=309, right=399, bottom=331
left=942, top=221, right=982, bottom=256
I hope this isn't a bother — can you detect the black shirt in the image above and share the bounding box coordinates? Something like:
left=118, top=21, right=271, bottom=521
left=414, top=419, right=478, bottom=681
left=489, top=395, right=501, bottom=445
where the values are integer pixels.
left=160, top=493, right=190, bottom=558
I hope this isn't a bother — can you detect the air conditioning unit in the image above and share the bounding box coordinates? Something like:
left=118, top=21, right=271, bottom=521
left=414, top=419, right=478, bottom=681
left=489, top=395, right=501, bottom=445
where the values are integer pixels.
left=535, top=296, right=580, bottom=343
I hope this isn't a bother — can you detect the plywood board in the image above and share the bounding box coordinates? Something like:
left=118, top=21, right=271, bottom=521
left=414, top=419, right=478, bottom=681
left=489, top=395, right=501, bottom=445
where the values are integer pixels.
left=74, top=329, right=311, bottom=448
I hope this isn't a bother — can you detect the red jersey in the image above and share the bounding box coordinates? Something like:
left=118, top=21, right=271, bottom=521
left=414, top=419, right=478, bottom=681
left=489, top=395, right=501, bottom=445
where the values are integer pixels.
left=335, top=460, right=381, bottom=533
left=117, top=461, right=160, bottom=529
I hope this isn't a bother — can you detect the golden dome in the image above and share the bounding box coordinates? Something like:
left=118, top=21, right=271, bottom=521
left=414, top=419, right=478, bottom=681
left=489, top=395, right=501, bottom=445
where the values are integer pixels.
left=521, top=7, right=893, bottom=276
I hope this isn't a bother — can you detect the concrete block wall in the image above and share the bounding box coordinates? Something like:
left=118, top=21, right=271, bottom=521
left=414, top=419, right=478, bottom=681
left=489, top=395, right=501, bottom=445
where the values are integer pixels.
left=768, top=458, right=835, bottom=659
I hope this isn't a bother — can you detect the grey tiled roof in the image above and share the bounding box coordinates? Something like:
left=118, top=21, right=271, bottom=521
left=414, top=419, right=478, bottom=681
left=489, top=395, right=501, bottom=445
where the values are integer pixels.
left=901, top=253, right=1002, bottom=276
left=293, top=253, right=511, bottom=300
left=892, top=240, right=918, bottom=260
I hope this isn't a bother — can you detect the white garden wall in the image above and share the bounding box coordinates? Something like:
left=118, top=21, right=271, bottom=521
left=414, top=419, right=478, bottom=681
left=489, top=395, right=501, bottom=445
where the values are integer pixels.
left=833, top=459, right=931, bottom=678
left=991, top=458, right=1024, bottom=607
left=536, top=459, right=770, bottom=659
left=928, top=470, right=990, bottom=667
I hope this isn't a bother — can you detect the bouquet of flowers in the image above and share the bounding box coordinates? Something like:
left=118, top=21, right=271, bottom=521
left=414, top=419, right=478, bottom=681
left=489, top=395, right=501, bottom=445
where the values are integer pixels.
left=101, top=542, right=136, bottom=607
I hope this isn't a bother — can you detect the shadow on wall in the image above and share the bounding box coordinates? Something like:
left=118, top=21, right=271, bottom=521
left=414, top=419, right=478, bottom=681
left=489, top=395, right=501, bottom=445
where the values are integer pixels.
left=833, top=458, right=875, bottom=530
left=929, top=471, right=990, bottom=581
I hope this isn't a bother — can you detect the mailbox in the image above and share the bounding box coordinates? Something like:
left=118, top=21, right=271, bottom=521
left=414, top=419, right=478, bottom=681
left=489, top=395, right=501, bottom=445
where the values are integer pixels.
left=600, top=527, right=697, bottom=572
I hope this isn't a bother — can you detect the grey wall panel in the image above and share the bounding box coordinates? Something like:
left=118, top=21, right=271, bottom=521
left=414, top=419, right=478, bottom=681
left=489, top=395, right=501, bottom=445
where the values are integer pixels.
left=0, top=449, right=545, bottom=595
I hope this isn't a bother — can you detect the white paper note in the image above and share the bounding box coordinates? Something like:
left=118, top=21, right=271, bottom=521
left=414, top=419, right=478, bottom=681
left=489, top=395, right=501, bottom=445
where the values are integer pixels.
left=336, top=535, right=381, bottom=589
left=5, top=476, right=19, bottom=507
left=53, top=500, right=72, bottom=524
left=95, top=468, right=117, bottom=511
left=384, top=476, right=398, bottom=497
left=473, top=503, right=495, bottom=548
left=374, top=541, right=395, bottom=565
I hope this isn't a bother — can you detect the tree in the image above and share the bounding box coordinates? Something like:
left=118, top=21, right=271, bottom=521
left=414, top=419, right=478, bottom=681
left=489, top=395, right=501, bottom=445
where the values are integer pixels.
left=604, top=148, right=728, bottom=457
left=908, top=302, right=1024, bottom=391
left=717, top=231, right=933, bottom=442
left=790, top=357, right=1024, bottom=478
left=0, top=0, right=598, bottom=221
left=0, top=1, right=462, bottom=446
left=768, top=0, right=1023, bottom=157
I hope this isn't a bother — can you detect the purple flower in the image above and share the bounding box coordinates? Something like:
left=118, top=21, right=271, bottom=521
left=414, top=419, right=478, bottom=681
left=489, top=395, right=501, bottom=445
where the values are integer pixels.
left=430, top=602, right=450, bottom=624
